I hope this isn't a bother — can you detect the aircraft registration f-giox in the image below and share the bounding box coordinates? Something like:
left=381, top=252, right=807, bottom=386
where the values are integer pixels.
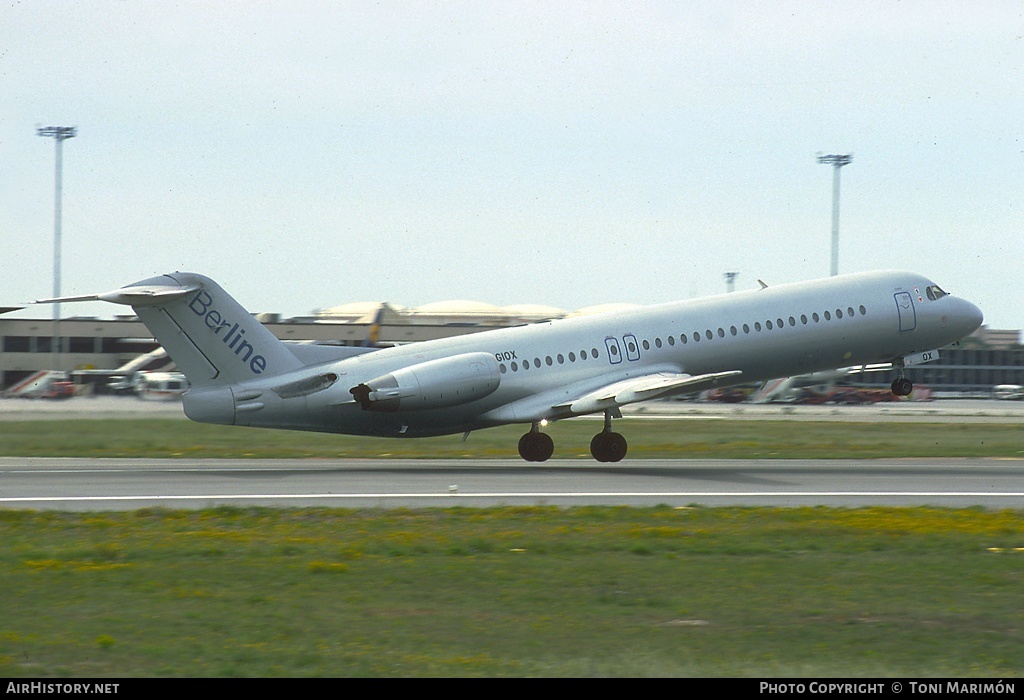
left=38, top=271, right=982, bottom=462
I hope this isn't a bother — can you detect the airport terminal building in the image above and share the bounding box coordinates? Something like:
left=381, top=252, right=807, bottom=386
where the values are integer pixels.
left=0, top=303, right=1020, bottom=397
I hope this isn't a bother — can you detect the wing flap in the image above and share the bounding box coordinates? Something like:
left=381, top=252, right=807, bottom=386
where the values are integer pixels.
left=556, top=369, right=742, bottom=415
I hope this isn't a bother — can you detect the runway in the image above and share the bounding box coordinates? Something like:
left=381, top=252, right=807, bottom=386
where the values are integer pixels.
left=2, top=456, right=1023, bottom=510
left=3, top=397, right=1024, bottom=510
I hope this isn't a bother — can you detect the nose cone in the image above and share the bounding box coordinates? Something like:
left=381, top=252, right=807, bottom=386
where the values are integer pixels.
left=951, top=297, right=984, bottom=339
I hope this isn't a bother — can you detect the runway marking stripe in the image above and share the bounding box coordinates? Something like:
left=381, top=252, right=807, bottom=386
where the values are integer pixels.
left=3, top=492, right=1024, bottom=503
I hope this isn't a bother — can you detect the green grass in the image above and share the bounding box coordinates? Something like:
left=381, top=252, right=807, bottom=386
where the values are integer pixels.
left=3, top=419, right=1023, bottom=676
left=1, top=506, right=1022, bottom=677
left=3, top=418, right=1024, bottom=459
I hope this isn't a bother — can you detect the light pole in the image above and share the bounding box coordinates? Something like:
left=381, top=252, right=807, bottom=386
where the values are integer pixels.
left=816, top=153, right=852, bottom=277
left=37, top=125, right=77, bottom=370
left=724, top=271, right=739, bottom=293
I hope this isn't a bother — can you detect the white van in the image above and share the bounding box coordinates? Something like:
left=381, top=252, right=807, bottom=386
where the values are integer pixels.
left=135, top=372, right=189, bottom=400
left=993, top=385, right=1024, bottom=400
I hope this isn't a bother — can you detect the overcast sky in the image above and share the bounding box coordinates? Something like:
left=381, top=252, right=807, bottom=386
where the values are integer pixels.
left=2, top=1, right=1021, bottom=329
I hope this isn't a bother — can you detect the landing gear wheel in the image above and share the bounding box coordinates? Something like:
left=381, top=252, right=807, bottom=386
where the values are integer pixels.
left=590, top=432, right=627, bottom=463
left=518, top=431, right=554, bottom=462
left=891, top=376, right=913, bottom=397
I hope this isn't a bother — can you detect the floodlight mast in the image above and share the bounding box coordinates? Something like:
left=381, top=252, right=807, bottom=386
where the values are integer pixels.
left=37, top=126, right=77, bottom=370
left=816, top=153, right=852, bottom=277
left=724, top=271, right=739, bottom=293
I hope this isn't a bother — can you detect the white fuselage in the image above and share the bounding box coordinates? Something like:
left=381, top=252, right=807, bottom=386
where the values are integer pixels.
left=202, top=270, right=981, bottom=437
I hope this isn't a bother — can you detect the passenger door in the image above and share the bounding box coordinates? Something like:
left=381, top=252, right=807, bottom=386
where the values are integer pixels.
left=894, top=292, right=916, bottom=332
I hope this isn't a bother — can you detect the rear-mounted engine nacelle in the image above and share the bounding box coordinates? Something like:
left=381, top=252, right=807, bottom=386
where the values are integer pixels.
left=350, top=352, right=501, bottom=412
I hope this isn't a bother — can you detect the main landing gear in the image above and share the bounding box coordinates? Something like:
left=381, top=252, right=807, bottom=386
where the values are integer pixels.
left=590, top=410, right=627, bottom=463
left=516, top=410, right=629, bottom=463
left=518, top=424, right=554, bottom=462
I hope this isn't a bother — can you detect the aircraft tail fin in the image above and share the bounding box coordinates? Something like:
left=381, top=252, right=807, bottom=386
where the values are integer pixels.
left=360, top=305, right=385, bottom=347
left=38, top=273, right=303, bottom=388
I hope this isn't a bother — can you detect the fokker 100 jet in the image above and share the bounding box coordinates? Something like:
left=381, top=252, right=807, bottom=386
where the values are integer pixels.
left=37, top=270, right=983, bottom=462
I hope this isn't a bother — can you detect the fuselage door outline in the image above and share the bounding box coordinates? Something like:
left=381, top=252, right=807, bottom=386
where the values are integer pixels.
left=894, top=292, right=917, bottom=332
left=604, top=336, right=623, bottom=365
left=623, top=334, right=640, bottom=362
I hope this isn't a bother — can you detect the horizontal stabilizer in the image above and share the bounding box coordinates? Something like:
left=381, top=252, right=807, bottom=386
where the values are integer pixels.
left=35, top=284, right=200, bottom=307
left=32, top=293, right=102, bottom=304
left=556, top=369, right=743, bottom=415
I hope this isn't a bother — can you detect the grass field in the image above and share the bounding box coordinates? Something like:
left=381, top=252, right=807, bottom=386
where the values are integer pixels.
left=1, top=506, right=1022, bottom=677
left=1, top=418, right=1022, bottom=677
left=3, top=417, right=1024, bottom=459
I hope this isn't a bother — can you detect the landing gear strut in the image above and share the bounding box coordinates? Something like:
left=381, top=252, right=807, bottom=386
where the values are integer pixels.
left=590, top=410, right=627, bottom=463
left=517, top=411, right=629, bottom=462
left=891, top=360, right=913, bottom=397
left=518, top=423, right=554, bottom=462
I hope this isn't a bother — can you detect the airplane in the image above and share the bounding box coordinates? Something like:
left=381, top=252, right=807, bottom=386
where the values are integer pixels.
left=35, top=270, right=983, bottom=462
left=749, top=363, right=896, bottom=403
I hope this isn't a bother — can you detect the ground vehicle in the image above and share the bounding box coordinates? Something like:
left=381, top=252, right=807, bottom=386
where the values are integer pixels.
left=41, top=380, right=75, bottom=399
left=993, top=384, right=1023, bottom=400
left=135, top=372, right=189, bottom=400
left=3, top=370, right=74, bottom=399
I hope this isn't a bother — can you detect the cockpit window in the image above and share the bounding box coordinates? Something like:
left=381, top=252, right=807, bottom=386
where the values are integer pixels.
left=925, top=285, right=947, bottom=301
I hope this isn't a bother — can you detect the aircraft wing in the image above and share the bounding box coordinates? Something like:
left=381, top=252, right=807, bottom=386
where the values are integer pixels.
left=554, top=369, right=742, bottom=415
